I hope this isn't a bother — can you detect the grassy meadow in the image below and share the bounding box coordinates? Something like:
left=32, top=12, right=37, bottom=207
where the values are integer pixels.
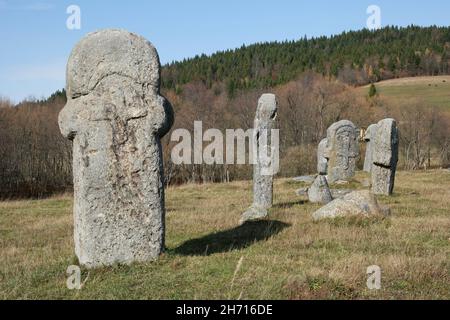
left=0, top=170, right=449, bottom=300
left=355, top=75, right=450, bottom=112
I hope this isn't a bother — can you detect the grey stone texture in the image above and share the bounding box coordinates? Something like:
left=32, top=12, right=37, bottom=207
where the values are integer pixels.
left=371, top=118, right=399, bottom=196
left=363, top=124, right=378, bottom=172
left=308, top=175, right=333, bottom=204
left=241, top=94, right=278, bottom=223
left=361, top=178, right=371, bottom=187
left=292, top=175, right=315, bottom=183
left=58, top=29, right=174, bottom=268
left=330, top=189, right=352, bottom=199
left=295, top=188, right=308, bottom=196
left=326, top=120, right=359, bottom=183
left=317, top=138, right=329, bottom=175
left=312, top=190, right=386, bottom=221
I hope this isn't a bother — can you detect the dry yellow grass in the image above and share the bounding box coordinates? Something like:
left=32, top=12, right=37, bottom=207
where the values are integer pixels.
left=355, top=75, right=450, bottom=112
left=0, top=170, right=449, bottom=299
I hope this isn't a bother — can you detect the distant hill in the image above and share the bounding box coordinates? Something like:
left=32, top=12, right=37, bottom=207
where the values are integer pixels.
left=355, top=75, right=450, bottom=112
left=162, top=25, right=450, bottom=94
left=4, top=26, right=450, bottom=198
left=44, top=25, right=450, bottom=103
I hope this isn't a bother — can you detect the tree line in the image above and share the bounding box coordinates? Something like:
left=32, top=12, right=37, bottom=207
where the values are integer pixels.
left=163, top=25, right=450, bottom=93
left=1, top=26, right=450, bottom=198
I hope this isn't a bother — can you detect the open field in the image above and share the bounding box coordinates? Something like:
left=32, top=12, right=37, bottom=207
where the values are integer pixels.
left=355, top=76, right=450, bottom=112
left=0, top=170, right=449, bottom=300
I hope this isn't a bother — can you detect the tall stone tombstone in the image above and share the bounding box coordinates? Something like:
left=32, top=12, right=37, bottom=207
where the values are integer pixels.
left=326, top=120, right=359, bottom=183
left=371, top=118, right=399, bottom=196
left=363, top=124, right=378, bottom=173
left=317, top=138, right=329, bottom=175
left=58, top=29, right=174, bottom=268
left=241, top=94, right=278, bottom=223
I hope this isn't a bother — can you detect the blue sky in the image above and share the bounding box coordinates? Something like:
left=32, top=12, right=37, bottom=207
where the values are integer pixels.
left=1, top=0, right=450, bottom=102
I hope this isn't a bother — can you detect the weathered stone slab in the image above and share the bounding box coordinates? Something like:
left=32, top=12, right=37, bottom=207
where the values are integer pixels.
left=58, top=29, right=174, bottom=268
left=292, top=175, right=315, bottom=183
left=330, top=189, right=352, bottom=199
left=363, top=124, right=378, bottom=172
left=295, top=188, right=308, bottom=196
left=312, top=190, right=386, bottom=221
left=334, top=180, right=350, bottom=185
left=240, top=206, right=268, bottom=225
left=317, top=138, right=329, bottom=175
left=371, top=119, right=399, bottom=196
left=361, top=178, right=371, bottom=187
left=241, top=94, right=278, bottom=223
left=326, top=120, right=359, bottom=183
left=308, top=176, right=333, bottom=204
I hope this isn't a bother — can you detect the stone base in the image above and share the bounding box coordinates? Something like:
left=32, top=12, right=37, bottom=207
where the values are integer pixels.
left=240, top=206, right=269, bottom=224
left=295, top=188, right=308, bottom=196
left=312, top=190, right=388, bottom=221
left=372, top=165, right=395, bottom=195
left=333, top=180, right=350, bottom=185
left=330, top=189, right=352, bottom=199
left=361, top=178, right=371, bottom=187
left=292, top=175, right=315, bottom=183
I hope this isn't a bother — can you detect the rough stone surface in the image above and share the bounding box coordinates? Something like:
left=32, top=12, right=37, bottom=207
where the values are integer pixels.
left=361, top=178, right=371, bottom=187
left=58, top=29, right=174, bottom=268
left=363, top=124, right=378, bottom=172
left=240, top=206, right=268, bottom=225
left=241, top=94, right=278, bottom=223
left=312, top=190, right=385, bottom=221
left=295, top=188, right=308, bottom=196
left=317, top=138, right=329, bottom=175
left=371, top=119, right=399, bottom=196
left=326, top=120, right=359, bottom=183
left=330, top=189, right=352, bottom=199
left=292, top=175, right=315, bottom=183
left=334, top=180, right=350, bottom=185
left=308, top=176, right=333, bottom=204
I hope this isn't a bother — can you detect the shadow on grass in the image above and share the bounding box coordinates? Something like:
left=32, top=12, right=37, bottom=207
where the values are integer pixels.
left=273, top=200, right=307, bottom=209
left=171, top=220, right=290, bottom=256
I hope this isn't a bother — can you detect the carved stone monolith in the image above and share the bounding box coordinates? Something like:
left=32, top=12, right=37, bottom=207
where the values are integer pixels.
left=363, top=124, right=378, bottom=173
left=371, top=118, right=399, bottom=196
left=241, top=94, right=278, bottom=224
left=58, top=29, right=174, bottom=268
left=326, top=120, right=359, bottom=183
left=317, top=138, right=329, bottom=175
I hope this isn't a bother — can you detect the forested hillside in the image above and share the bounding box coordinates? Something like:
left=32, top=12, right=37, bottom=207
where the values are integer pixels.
left=1, top=26, right=450, bottom=198
left=34, top=25, right=450, bottom=101
left=163, top=25, right=450, bottom=93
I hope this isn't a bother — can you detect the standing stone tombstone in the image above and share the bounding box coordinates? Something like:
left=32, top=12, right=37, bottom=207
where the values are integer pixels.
left=326, top=120, right=359, bottom=183
left=308, top=175, right=333, bottom=204
left=58, top=29, right=174, bottom=268
left=363, top=124, right=378, bottom=173
left=317, top=138, right=329, bottom=175
left=241, top=94, right=278, bottom=224
left=371, top=118, right=399, bottom=196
